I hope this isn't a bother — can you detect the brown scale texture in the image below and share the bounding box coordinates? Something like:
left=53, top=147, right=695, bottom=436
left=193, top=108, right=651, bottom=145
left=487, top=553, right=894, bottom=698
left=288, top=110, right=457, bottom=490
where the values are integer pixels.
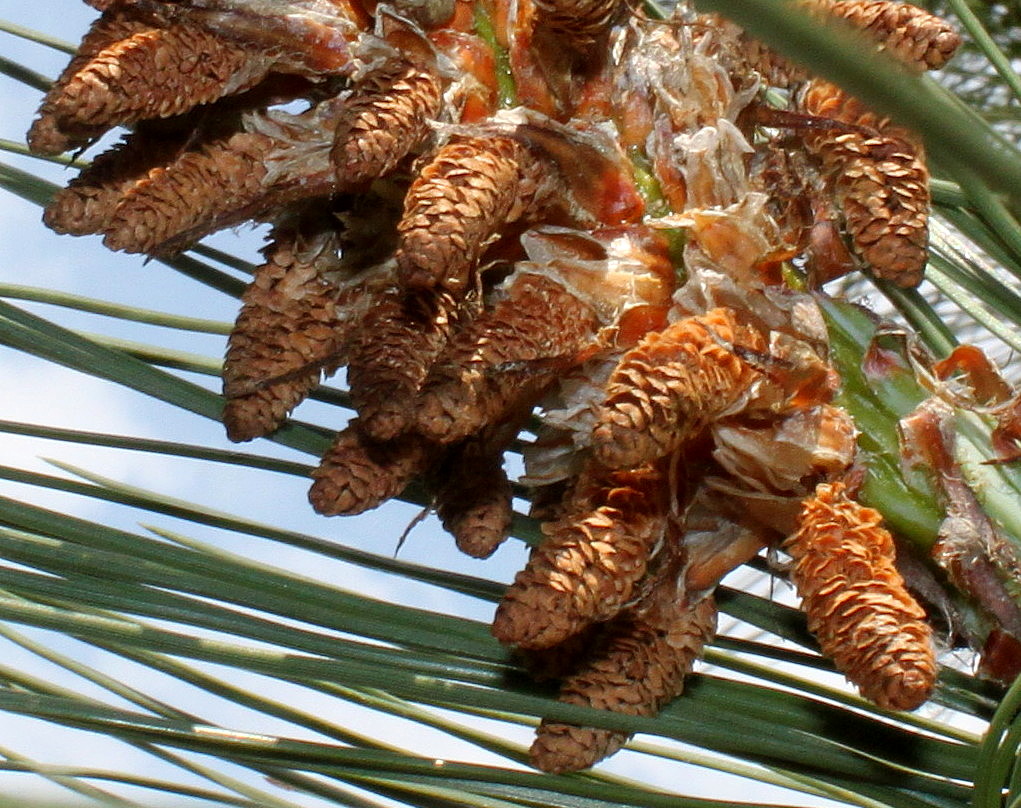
left=738, top=37, right=809, bottom=89
left=396, top=136, right=548, bottom=293
left=533, top=0, right=625, bottom=45
left=28, top=12, right=152, bottom=154
left=222, top=224, right=345, bottom=442
left=332, top=63, right=444, bottom=187
left=740, top=0, right=959, bottom=103
left=809, top=0, right=961, bottom=70
left=346, top=287, right=462, bottom=441
left=592, top=307, right=766, bottom=470
left=414, top=272, right=600, bottom=444
left=798, top=80, right=930, bottom=288
left=492, top=462, right=669, bottom=650
left=40, top=18, right=270, bottom=139
left=434, top=438, right=514, bottom=559
left=784, top=482, right=936, bottom=711
left=42, top=124, right=191, bottom=236
left=531, top=593, right=717, bottom=772
left=309, top=423, right=433, bottom=516
left=102, top=130, right=274, bottom=254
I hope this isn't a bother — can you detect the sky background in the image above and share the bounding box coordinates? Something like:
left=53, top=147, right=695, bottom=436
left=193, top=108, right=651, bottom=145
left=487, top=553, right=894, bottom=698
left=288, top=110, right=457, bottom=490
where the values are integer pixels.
left=0, top=3, right=988, bottom=806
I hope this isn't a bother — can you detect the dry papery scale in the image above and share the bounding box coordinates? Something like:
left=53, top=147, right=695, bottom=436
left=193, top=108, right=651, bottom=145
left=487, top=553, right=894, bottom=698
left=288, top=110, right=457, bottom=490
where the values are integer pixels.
left=30, top=0, right=1021, bottom=773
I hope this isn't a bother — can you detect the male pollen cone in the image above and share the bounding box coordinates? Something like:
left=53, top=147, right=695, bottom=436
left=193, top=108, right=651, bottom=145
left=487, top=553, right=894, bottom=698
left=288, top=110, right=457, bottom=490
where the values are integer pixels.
left=332, top=63, right=443, bottom=187
left=531, top=594, right=717, bottom=773
left=784, top=481, right=936, bottom=711
left=434, top=438, right=514, bottom=559
left=42, top=125, right=193, bottom=237
left=396, top=135, right=549, bottom=293
left=816, top=0, right=960, bottom=70
left=592, top=307, right=766, bottom=469
left=33, top=18, right=269, bottom=149
left=492, top=462, right=669, bottom=650
left=222, top=226, right=344, bottom=442
left=797, top=81, right=930, bottom=288
left=309, top=423, right=433, bottom=516
left=346, top=287, right=462, bottom=441
left=414, top=272, right=600, bottom=444
left=102, top=131, right=274, bottom=254
left=28, top=13, right=152, bottom=154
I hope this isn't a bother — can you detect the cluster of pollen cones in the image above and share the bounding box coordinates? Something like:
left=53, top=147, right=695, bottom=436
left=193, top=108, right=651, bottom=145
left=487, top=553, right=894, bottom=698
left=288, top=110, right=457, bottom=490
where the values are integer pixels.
left=32, top=0, right=962, bottom=772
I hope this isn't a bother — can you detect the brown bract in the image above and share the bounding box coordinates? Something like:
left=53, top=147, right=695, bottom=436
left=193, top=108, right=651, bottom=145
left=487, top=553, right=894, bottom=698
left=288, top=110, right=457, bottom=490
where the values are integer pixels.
left=900, top=397, right=1021, bottom=662
left=533, top=0, right=625, bottom=46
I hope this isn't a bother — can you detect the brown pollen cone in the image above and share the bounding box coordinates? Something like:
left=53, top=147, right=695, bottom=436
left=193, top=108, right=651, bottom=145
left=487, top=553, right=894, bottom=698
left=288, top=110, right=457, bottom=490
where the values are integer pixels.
left=531, top=592, right=717, bottom=773
left=42, top=124, right=192, bottom=237
left=592, top=307, right=766, bottom=470
left=346, top=286, right=463, bottom=441
left=434, top=435, right=515, bottom=559
left=396, top=135, right=549, bottom=293
left=492, top=461, right=669, bottom=650
left=28, top=12, right=152, bottom=154
left=102, top=130, right=275, bottom=254
left=309, top=422, right=434, bottom=516
left=332, top=63, right=443, bottom=187
left=784, top=481, right=936, bottom=711
left=35, top=17, right=271, bottom=144
left=222, top=221, right=345, bottom=442
left=798, top=80, right=930, bottom=288
left=740, top=0, right=958, bottom=121
left=812, top=0, right=960, bottom=70
left=415, top=271, right=600, bottom=444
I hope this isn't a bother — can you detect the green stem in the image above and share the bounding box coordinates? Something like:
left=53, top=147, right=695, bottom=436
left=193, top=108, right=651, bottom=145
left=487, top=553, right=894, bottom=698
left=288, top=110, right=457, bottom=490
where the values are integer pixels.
left=0, top=18, right=75, bottom=52
left=473, top=2, right=516, bottom=107
left=0, top=283, right=232, bottom=334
